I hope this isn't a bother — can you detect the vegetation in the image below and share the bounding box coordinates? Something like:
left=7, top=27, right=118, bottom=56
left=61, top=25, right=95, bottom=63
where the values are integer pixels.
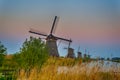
left=0, top=37, right=49, bottom=79
left=13, top=37, right=49, bottom=70
left=0, top=39, right=120, bottom=80
left=0, top=41, right=7, bottom=67
left=17, top=58, right=120, bottom=80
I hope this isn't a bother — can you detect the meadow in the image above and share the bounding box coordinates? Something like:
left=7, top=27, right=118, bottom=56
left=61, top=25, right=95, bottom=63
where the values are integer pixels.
left=17, top=57, right=120, bottom=80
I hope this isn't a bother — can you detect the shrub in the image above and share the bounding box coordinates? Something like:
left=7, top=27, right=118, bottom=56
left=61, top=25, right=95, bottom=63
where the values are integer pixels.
left=15, top=37, right=49, bottom=70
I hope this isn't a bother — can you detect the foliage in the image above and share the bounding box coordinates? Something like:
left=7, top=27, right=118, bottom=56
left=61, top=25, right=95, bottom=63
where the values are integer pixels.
left=17, top=37, right=49, bottom=69
left=0, top=41, right=7, bottom=54
left=12, top=53, right=22, bottom=68
left=0, top=41, right=7, bottom=66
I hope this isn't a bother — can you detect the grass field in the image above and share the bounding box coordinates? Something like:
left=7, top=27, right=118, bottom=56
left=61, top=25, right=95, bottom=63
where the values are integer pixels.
left=16, top=57, right=120, bottom=80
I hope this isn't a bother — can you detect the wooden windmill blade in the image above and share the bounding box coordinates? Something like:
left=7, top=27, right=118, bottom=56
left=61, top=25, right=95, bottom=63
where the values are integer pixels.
left=50, top=16, right=57, bottom=34
left=29, top=28, right=48, bottom=37
left=56, top=36, right=72, bottom=49
left=55, top=36, right=72, bottom=42
left=50, top=16, right=60, bottom=34
left=53, top=16, right=60, bottom=34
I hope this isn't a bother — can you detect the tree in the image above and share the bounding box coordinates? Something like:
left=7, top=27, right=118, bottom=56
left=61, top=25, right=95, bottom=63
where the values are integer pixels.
left=18, top=37, right=49, bottom=70
left=0, top=41, right=7, bottom=66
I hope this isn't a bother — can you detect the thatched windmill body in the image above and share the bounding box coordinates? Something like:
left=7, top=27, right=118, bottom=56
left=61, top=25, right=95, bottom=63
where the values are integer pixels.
left=29, top=16, right=72, bottom=57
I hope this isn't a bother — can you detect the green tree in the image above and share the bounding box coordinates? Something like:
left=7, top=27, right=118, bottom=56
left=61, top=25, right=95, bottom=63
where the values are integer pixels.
left=18, top=37, right=49, bottom=69
left=0, top=41, right=7, bottom=66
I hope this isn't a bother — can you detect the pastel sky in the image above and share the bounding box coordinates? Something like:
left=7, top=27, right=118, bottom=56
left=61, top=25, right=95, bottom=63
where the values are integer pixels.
left=0, top=0, right=120, bottom=58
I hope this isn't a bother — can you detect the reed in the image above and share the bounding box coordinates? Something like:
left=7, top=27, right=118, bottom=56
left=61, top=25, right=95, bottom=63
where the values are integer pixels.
left=17, top=57, right=120, bottom=80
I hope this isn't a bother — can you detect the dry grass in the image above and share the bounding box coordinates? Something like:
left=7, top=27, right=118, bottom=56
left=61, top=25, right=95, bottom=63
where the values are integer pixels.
left=17, top=57, right=120, bottom=80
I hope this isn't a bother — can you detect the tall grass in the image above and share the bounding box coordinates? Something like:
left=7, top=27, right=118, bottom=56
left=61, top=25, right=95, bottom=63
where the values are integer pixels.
left=17, top=57, right=120, bottom=80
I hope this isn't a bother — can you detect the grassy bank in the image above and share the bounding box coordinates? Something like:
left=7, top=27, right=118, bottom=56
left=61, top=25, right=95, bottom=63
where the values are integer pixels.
left=16, top=57, right=120, bottom=80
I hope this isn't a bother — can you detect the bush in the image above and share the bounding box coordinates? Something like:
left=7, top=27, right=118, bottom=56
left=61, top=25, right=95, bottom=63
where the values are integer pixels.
left=17, top=37, right=49, bottom=70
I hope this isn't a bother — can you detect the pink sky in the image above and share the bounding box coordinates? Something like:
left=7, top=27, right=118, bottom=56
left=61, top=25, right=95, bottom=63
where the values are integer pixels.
left=1, top=17, right=120, bottom=45
left=0, top=0, right=120, bottom=57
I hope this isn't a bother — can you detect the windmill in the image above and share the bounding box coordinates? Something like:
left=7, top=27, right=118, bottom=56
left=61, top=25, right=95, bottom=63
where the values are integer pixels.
left=77, top=46, right=82, bottom=58
left=65, top=40, right=75, bottom=58
left=29, top=16, right=72, bottom=57
left=84, top=48, right=87, bottom=58
left=87, top=51, right=91, bottom=58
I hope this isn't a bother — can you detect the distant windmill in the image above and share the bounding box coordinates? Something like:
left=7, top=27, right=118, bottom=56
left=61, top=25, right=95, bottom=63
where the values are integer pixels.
left=77, top=46, right=82, bottom=58
left=87, top=51, right=91, bottom=59
left=29, top=16, right=72, bottom=57
left=84, top=48, right=87, bottom=58
left=63, top=39, right=75, bottom=58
